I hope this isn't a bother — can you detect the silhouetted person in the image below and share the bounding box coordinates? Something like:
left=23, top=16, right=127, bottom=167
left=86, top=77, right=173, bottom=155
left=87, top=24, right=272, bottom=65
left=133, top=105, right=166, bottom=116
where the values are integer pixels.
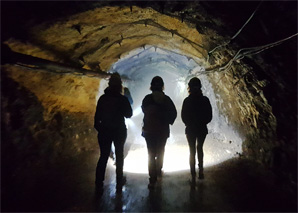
left=94, top=73, right=132, bottom=192
left=181, top=77, right=212, bottom=181
left=142, top=76, right=177, bottom=189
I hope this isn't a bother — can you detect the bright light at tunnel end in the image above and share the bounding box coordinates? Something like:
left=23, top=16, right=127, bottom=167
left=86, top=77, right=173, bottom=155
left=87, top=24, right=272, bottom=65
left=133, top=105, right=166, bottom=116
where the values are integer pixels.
left=122, top=145, right=190, bottom=174
left=104, top=46, right=243, bottom=174
left=110, top=138, right=239, bottom=174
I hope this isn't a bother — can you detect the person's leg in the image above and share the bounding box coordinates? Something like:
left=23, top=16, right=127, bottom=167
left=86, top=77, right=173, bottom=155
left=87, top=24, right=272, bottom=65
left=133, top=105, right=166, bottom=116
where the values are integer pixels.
left=156, top=136, right=167, bottom=176
left=187, top=133, right=197, bottom=178
left=197, top=133, right=207, bottom=179
left=114, top=129, right=127, bottom=185
left=96, top=133, right=112, bottom=187
left=146, top=135, right=157, bottom=185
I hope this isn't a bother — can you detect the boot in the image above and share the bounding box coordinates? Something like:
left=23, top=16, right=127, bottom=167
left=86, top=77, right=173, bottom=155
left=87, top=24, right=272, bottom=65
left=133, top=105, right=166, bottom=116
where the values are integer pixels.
left=116, top=176, right=127, bottom=193
left=198, top=169, right=204, bottom=179
left=148, top=177, right=156, bottom=189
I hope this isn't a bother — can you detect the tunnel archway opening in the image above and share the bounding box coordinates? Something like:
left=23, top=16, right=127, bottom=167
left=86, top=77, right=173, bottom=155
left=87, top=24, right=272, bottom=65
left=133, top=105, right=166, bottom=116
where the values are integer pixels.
left=98, top=46, right=243, bottom=174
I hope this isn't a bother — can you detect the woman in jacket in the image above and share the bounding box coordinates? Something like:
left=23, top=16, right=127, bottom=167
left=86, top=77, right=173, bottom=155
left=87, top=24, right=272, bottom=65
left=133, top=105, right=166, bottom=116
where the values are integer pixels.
left=182, top=77, right=212, bottom=181
left=142, top=76, right=177, bottom=189
left=94, top=73, right=132, bottom=192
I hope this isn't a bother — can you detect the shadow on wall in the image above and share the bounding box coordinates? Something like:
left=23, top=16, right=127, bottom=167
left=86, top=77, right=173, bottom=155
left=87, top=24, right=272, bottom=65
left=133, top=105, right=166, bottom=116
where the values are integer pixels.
left=1, top=69, right=98, bottom=210
left=1, top=70, right=44, bottom=208
left=1, top=71, right=58, bottom=207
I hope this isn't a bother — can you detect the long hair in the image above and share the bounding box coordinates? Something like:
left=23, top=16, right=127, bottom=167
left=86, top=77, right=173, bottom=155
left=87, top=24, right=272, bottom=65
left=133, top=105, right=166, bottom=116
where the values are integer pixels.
left=188, top=86, right=202, bottom=95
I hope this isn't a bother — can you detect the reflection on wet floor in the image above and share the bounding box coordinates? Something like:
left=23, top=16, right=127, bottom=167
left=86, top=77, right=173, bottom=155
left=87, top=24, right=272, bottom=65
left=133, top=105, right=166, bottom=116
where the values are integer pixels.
left=93, top=160, right=213, bottom=212
left=2, top=150, right=296, bottom=212
left=91, top=151, right=296, bottom=212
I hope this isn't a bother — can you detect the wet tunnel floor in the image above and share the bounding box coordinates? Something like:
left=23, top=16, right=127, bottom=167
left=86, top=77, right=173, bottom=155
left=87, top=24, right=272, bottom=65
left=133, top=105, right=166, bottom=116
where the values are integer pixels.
left=2, top=150, right=297, bottom=212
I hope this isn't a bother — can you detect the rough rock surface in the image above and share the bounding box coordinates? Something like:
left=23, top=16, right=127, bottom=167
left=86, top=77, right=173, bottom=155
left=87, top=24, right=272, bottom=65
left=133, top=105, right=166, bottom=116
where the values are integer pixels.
left=1, top=2, right=296, bottom=207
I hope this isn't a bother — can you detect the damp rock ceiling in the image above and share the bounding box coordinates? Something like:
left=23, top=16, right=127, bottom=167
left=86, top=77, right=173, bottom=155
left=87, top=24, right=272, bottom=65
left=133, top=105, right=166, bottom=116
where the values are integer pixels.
left=6, top=6, right=213, bottom=72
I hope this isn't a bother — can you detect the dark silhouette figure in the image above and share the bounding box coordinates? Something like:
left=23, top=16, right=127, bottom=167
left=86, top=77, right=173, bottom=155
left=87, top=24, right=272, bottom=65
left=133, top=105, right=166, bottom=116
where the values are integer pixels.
left=94, top=73, right=132, bottom=192
left=142, top=76, right=177, bottom=189
left=181, top=77, right=212, bottom=181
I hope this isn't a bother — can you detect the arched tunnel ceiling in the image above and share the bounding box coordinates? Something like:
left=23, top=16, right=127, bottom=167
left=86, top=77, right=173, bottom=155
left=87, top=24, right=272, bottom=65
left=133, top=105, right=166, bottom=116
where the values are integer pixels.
left=2, top=1, right=297, bottom=76
left=6, top=5, right=209, bottom=72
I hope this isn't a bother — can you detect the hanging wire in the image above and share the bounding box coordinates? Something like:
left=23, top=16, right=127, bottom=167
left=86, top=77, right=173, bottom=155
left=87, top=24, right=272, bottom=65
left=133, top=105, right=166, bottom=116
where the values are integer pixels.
left=203, top=33, right=298, bottom=74
left=208, top=1, right=263, bottom=55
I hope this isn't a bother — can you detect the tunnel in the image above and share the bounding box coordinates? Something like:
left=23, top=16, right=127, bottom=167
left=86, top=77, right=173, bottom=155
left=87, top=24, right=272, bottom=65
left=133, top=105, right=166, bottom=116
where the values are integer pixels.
left=107, top=46, right=243, bottom=174
left=1, top=1, right=297, bottom=212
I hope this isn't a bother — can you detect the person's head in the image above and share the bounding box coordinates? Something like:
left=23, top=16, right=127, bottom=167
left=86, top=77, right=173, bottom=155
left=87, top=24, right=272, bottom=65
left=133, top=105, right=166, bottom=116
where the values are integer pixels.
left=108, top=72, right=122, bottom=93
left=150, top=76, right=164, bottom=92
left=188, top=77, right=202, bottom=94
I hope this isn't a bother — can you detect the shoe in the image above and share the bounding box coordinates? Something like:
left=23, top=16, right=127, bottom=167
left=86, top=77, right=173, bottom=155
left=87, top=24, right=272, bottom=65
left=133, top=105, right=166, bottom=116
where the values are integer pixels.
left=95, top=182, right=104, bottom=194
left=116, top=185, right=123, bottom=193
left=157, top=169, right=164, bottom=177
left=189, top=176, right=196, bottom=187
left=116, top=176, right=127, bottom=192
left=157, top=170, right=164, bottom=182
left=148, top=182, right=156, bottom=189
left=95, top=181, right=103, bottom=188
left=198, top=171, right=204, bottom=179
left=117, top=176, right=127, bottom=185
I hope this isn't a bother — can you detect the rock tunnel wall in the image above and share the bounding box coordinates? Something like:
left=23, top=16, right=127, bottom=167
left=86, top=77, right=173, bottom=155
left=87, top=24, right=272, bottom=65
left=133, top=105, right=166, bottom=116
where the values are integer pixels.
left=1, top=2, right=297, bottom=186
left=1, top=65, right=100, bottom=190
left=207, top=57, right=277, bottom=162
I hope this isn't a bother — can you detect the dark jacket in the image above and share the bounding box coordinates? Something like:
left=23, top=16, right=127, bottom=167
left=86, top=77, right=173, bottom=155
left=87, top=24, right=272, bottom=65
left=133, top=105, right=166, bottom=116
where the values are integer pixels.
left=94, top=87, right=132, bottom=133
left=181, top=93, right=212, bottom=135
left=142, top=91, right=177, bottom=138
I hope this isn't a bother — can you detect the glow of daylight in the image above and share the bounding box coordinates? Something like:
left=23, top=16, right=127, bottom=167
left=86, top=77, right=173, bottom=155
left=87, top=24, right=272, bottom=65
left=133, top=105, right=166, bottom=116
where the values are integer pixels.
left=97, top=46, right=243, bottom=174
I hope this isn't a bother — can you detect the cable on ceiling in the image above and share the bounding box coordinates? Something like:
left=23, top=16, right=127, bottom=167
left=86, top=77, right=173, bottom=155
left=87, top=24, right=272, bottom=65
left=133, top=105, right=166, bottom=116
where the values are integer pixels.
left=204, top=33, right=298, bottom=74
left=208, top=1, right=263, bottom=55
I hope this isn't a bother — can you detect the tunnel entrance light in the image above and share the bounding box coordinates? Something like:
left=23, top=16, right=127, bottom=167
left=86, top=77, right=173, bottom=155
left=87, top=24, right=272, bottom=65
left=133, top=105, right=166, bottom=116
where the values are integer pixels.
left=99, top=46, right=243, bottom=174
left=123, top=144, right=190, bottom=174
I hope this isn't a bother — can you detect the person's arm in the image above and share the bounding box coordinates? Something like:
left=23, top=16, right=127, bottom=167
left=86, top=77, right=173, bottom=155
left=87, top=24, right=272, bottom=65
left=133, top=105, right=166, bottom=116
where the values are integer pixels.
left=124, top=87, right=133, bottom=105
left=181, top=98, right=192, bottom=126
left=166, top=97, right=177, bottom=125
left=122, top=96, right=133, bottom=118
left=141, top=95, right=150, bottom=113
left=202, top=97, right=212, bottom=124
left=94, top=98, right=102, bottom=131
